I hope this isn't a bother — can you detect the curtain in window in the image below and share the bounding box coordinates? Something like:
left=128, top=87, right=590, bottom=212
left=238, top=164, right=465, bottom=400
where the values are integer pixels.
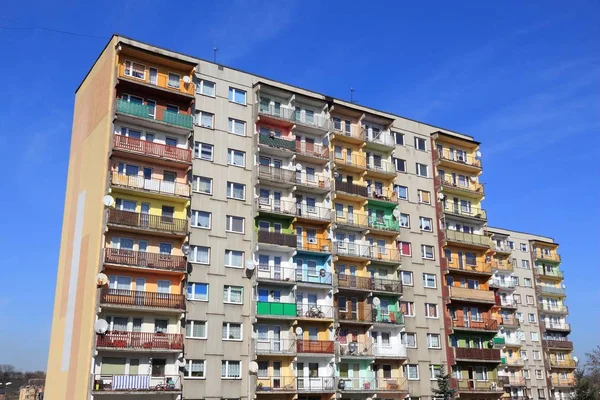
left=233, top=184, right=244, bottom=199
left=229, top=324, right=241, bottom=339
left=191, top=361, right=204, bottom=377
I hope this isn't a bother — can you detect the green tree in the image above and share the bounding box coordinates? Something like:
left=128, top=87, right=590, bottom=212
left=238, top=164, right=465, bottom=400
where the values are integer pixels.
left=432, top=365, right=456, bottom=400
left=573, top=369, right=595, bottom=400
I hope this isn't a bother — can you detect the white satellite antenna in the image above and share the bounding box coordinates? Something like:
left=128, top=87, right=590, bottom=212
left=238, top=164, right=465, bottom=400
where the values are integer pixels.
left=246, top=260, right=256, bottom=271
left=437, top=192, right=445, bottom=201
left=573, top=356, right=579, bottom=364
left=295, top=327, right=303, bottom=335
left=94, top=319, right=109, bottom=334
left=182, top=244, right=191, bottom=256
left=295, top=163, right=303, bottom=171
left=102, top=195, right=115, bottom=207
left=176, top=358, right=187, bottom=368
left=372, top=297, right=381, bottom=306
left=249, top=361, right=259, bottom=374
left=95, top=273, right=109, bottom=286
left=476, top=150, right=482, bottom=158
left=392, top=209, right=400, bottom=219
left=183, top=76, right=192, bottom=84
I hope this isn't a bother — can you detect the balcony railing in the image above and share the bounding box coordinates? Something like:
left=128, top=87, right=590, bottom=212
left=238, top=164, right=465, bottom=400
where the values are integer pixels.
left=551, top=377, right=576, bottom=386
left=368, top=216, right=401, bottom=233
left=296, top=142, right=329, bottom=160
left=256, top=301, right=297, bottom=317
left=504, top=377, right=526, bottom=386
left=502, top=336, right=523, bottom=346
left=373, top=277, right=402, bottom=294
left=297, top=303, right=334, bottom=319
left=297, top=376, right=336, bottom=392
left=454, top=347, right=501, bottom=362
left=337, top=341, right=372, bottom=357
left=107, top=208, right=188, bottom=235
left=361, top=129, right=394, bottom=148
left=258, top=133, right=296, bottom=151
left=104, top=248, right=187, bottom=272
left=538, top=285, right=566, bottom=296
left=498, top=300, right=518, bottom=309
left=499, top=317, right=521, bottom=327
left=451, top=378, right=503, bottom=392
left=257, top=198, right=297, bottom=216
left=444, top=229, right=492, bottom=248
left=331, top=121, right=362, bottom=140
left=439, top=175, right=485, bottom=195
left=446, top=259, right=493, bottom=275
left=489, top=279, right=516, bottom=290
left=337, top=274, right=402, bottom=295
left=532, top=249, right=561, bottom=262
left=333, top=242, right=371, bottom=259
left=335, top=307, right=374, bottom=323
left=92, top=374, right=181, bottom=392
left=534, top=268, right=564, bottom=279
left=100, top=288, right=185, bottom=310
left=452, top=315, right=498, bottom=331
left=297, top=339, right=335, bottom=354
left=437, top=148, right=482, bottom=168
left=116, top=98, right=192, bottom=129
left=375, top=310, right=404, bottom=325
left=96, top=331, right=183, bottom=350
left=258, top=231, right=298, bottom=247
left=255, top=338, right=297, bottom=355
left=296, top=268, right=333, bottom=285
left=256, top=376, right=296, bottom=392
left=504, top=357, right=524, bottom=366
left=258, top=165, right=296, bottom=182
left=543, top=322, right=571, bottom=331
left=297, top=204, right=332, bottom=221
left=334, top=152, right=367, bottom=169
left=449, top=287, right=496, bottom=303
left=334, top=212, right=370, bottom=228
left=117, top=63, right=194, bottom=95
left=370, top=246, right=400, bottom=263
left=493, top=244, right=512, bottom=254
left=338, top=377, right=376, bottom=391
left=111, top=172, right=190, bottom=197
left=294, top=111, right=330, bottom=130
left=540, top=304, right=568, bottom=314
left=366, top=159, right=396, bottom=175
left=335, top=181, right=368, bottom=197
left=295, top=171, right=331, bottom=190
left=550, top=358, right=577, bottom=368
left=297, top=237, right=332, bottom=253
left=113, top=135, right=191, bottom=163
left=257, top=265, right=297, bottom=283
left=373, top=343, right=407, bottom=358
left=443, top=203, right=487, bottom=220
left=492, top=259, right=514, bottom=272
left=544, top=339, right=573, bottom=350
left=375, top=378, right=408, bottom=391
left=367, top=187, right=399, bottom=203
left=258, top=103, right=297, bottom=122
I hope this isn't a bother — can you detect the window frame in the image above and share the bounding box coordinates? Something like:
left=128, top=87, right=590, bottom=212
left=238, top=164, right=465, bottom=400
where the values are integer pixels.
left=427, top=333, right=441, bottom=349
left=421, top=244, right=435, bottom=260
left=415, top=137, right=427, bottom=151
left=225, top=249, right=244, bottom=269
left=401, top=271, right=413, bottom=286
left=405, top=364, right=420, bottom=380
left=416, top=163, right=429, bottom=177
left=195, top=142, right=214, bottom=161
left=228, top=87, right=247, bottom=105
left=184, top=359, right=206, bottom=379
left=191, top=210, right=212, bottom=229
left=227, top=148, right=246, bottom=167
left=228, top=118, right=246, bottom=136
left=222, top=322, right=243, bottom=341
left=196, top=79, right=216, bottom=97
left=187, top=282, right=209, bottom=302
left=185, top=320, right=207, bottom=340
left=425, top=303, right=439, bottom=318
left=195, top=110, right=215, bottom=129
left=226, top=215, right=245, bottom=234
left=423, top=273, right=437, bottom=289
left=226, top=181, right=246, bottom=200
left=223, top=285, right=244, bottom=304
left=221, top=360, right=242, bottom=379
left=193, top=175, right=213, bottom=195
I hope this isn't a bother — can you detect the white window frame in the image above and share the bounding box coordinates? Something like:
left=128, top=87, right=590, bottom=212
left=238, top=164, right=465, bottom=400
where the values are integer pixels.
left=399, top=213, right=410, bottom=228
left=528, top=313, right=536, bottom=322
left=401, top=332, right=417, bottom=348
left=195, top=110, right=214, bottom=129
left=227, top=149, right=246, bottom=167
left=425, top=303, right=439, bottom=318
left=195, top=142, right=214, bottom=161
left=415, top=137, right=427, bottom=151
left=189, top=246, right=210, bottom=265
left=405, top=364, right=420, bottom=380
left=228, top=118, right=246, bottom=136
left=222, top=322, right=243, bottom=341
left=168, top=72, right=180, bottom=88
left=416, top=163, right=429, bottom=177
left=418, top=189, right=431, bottom=204
left=421, top=244, right=435, bottom=260
left=535, top=370, right=543, bottom=379
left=221, top=360, right=242, bottom=379
left=196, top=79, right=216, bottom=97
left=419, top=216, right=433, bottom=232
left=191, top=210, right=212, bottom=229
left=193, top=175, right=213, bottom=195
left=226, top=215, right=245, bottom=234
left=187, top=282, right=209, bottom=301
left=402, top=301, right=415, bottom=317
left=423, top=273, right=437, bottom=288
left=226, top=181, right=246, bottom=200
left=223, top=285, right=244, bottom=304
left=184, top=359, right=206, bottom=379
left=401, top=271, right=413, bottom=286
left=225, top=250, right=244, bottom=269
left=124, top=60, right=145, bottom=80
left=427, top=334, right=441, bottom=349
left=185, top=320, right=207, bottom=339
left=228, top=87, right=247, bottom=104
left=531, top=332, right=539, bottom=342
left=429, top=364, right=442, bottom=380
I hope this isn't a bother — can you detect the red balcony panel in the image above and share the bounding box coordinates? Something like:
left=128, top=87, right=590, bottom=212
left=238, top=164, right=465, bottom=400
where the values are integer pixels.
left=113, top=135, right=191, bottom=163
left=104, top=248, right=187, bottom=271
left=297, top=340, right=335, bottom=354
left=100, top=288, right=185, bottom=310
left=96, top=331, right=183, bottom=350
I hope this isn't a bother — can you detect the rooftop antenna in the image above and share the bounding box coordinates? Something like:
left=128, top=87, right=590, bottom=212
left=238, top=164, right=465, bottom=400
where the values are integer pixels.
left=350, top=87, right=355, bottom=103
left=213, top=47, right=218, bottom=63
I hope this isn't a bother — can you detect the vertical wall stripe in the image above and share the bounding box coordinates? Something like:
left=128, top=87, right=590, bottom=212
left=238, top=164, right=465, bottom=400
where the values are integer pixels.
left=61, top=189, right=86, bottom=371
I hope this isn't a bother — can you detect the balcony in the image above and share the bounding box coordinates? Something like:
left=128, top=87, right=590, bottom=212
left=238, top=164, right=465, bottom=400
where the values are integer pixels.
left=437, top=148, right=482, bottom=171
left=336, top=275, right=402, bottom=295
left=339, top=378, right=408, bottom=393
left=551, top=376, right=576, bottom=387
left=367, top=187, right=399, bottom=205
left=113, top=135, right=191, bottom=164
left=489, top=279, right=516, bottom=290
left=443, top=203, right=487, bottom=221
left=296, top=268, right=333, bottom=286
left=297, top=339, right=335, bottom=354
left=534, top=268, right=564, bottom=280
left=446, top=259, right=493, bottom=275
left=334, top=212, right=369, bottom=230
left=111, top=172, right=190, bottom=199
left=374, top=310, right=404, bottom=325
left=367, top=216, right=401, bottom=234
left=451, top=378, right=504, bottom=393
left=361, top=128, right=395, bottom=150
left=257, top=103, right=297, bottom=125
left=444, top=229, right=492, bottom=249
left=503, top=357, right=524, bottom=367
left=96, top=331, right=183, bottom=351
left=297, top=304, right=334, bottom=320
left=532, top=249, right=561, bottom=263
left=331, top=122, right=363, bottom=143
left=258, top=231, right=298, bottom=248
left=549, top=358, right=577, bottom=368
left=258, top=133, right=296, bottom=153
left=255, top=376, right=296, bottom=393
left=335, top=307, right=374, bottom=324
left=538, top=285, right=566, bottom=296
left=452, top=315, right=498, bottom=332
left=296, top=141, right=329, bottom=162
left=448, top=287, right=496, bottom=304
left=107, top=208, right=188, bottom=236
left=544, top=339, right=574, bottom=350
left=99, top=288, right=185, bottom=311
left=256, top=301, right=297, bottom=318
left=493, top=244, right=512, bottom=255
left=365, top=159, right=397, bottom=178
left=499, top=317, right=521, bottom=327
left=254, top=338, right=297, bottom=355
left=92, top=374, right=180, bottom=393
left=438, top=175, right=485, bottom=197
left=373, top=343, right=407, bottom=358
left=543, top=322, right=571, bottom=332
left=335, top=181, right=368, bottom=198
left=256, top=198, right=297, bottom=218
left=296, top=237, right=332, bottom=254
left=498, top=300, right=518, bottom=309
left=333, top=153, right=367, bottom=172
left=492, top=259, right=514, bottom=272
left=116, top=98, right=192, bottom=129
left=454, top=347, right=502, bottom=363
left=257, top=265, right=296, bottom=285
left=333, top=242, right=371, bottom=260
left=370, top=246, right=401, bottom=264
left=117, top=60, right=194, bottom=97
left=257, top=166, right=296, bottom=187
left=294, top=111, right=330, bottom=132
left=296, top=204, right=332, bottom=223
left=295, top=171, right=331, bottom=192
left=504, top=376, right=526, bottom=386
left=104, top=248, right=187, bottom=272
left=337, top=341, right=373, bottom=357
left=502, top=337, right=523, bottom=347
left=297, top=376, right=336, bottom=393
left=539, top=304, right=569, bottom=314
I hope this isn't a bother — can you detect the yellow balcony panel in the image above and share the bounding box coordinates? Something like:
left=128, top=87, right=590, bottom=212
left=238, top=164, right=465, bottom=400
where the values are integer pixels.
left=449, top=286, right=496, bottom=304
left=444, top=229, right=493, bottom=250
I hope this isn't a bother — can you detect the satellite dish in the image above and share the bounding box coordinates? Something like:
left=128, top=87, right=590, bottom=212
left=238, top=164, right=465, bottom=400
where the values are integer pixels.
left=95, top=273, right=109, bottom=286
left=246, top=261, right=256, bottom=271
left=176, top=358, right=187, bottom=368
left=367, top=397, right=373, bottom=400
left=348, top=342, right=358, bottom=354
left=249, top=361, right=259, bottom=374
left=102, top=195, right=115, bottom=207
left=295, top=163, right=303, bottom=171
left=470, top=176, right=477, bottom=182
left=476, top=150, right=482, bottom=158
left=573, top=356, right=579, bottom=364
left=182, top=244, right=191, bottom=256
left=94, top=319, right=109, bottom=334
left=392, top=209, right=400, bottom=218
left=183, top=76, right=192, bottom=84
left=437, top=192, right=445, bottom=201
left=372, top=297, right=381, bottom=306
left=295, top=327, right=303, bottom=335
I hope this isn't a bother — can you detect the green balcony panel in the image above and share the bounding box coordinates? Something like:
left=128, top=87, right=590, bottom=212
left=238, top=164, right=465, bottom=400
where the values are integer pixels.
left=257, top=301, right=296, bottom=317
left=117, top=99, right=192, bottom=129
left=163, top=111, right=193, bottom=129
left=493, top=337, right=506, bottom=345
left=259, top=134, right=296, bottom=151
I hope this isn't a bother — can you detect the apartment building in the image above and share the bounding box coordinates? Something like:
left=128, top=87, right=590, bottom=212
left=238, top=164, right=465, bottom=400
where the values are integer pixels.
left=45, top=34, right=573, bottom=400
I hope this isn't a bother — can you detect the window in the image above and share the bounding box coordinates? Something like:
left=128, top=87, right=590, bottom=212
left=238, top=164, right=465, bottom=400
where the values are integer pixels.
left=228, top=118, right=246, bottom=136
left=427, top=334, right=441, bottom=349
left=538, top=389, right=546, bottom=398
left=195, top=111, right=214, bottom=128
left=514, top=294, right=522, bottom=304
left=225, top=250, right=244, bottom=268
left=523, top=369, right=530, bottom=379
left=185, top=360, right=206, bottom=378
left=401, top=333, right=417, bottom=348
left=528, top=313, right=536, bottom=322
left=531, top=332, right=539, bottom=342
left=186, top=321, right=207, bottom=339
left=535, top=369, right=543, bottom=379
left=523, top=278, right=532, bottom=287
left=227, top=149, right=245, bottom=167
left=526, top=296, right=535, bottom=305
left=257, top=361, right=268, bottom=378
left=221, top=361, right=241, bottom=379
left=226, top=182, right=245, bottom=200
left=124, top=60, right=145, bottom=79
left=533, top=350, right=542, bottom=360
left=197, top=79, right=216, bottom=96
left=401, top=301, right=415, bottom=317
left=395, top=185, right=408, bottom=200
left=419, top=217, right=433, bottom=232
left=508, top=240, right=515, bottom=249
left=195, top=142, right=214, bottom=161
left=191, top=210, right=211, bottom=229
left=418, top=189, right=431, bottom=204
left=393, top=158, right=406, bottom=172
left=168, top=73, right=180, bottom=88
left=423, top=273, right=437, bottom=288
left=226, top=216, right=245, bottom=234
left=193, top=176, right=212, bottom=194
left=425, top=303, right=438, bottom=318
left=393, top=131, right=404, bottom=145
left=399, top=213, right=410, bottom=228
left=415, top=137, right=427, bottom=151
left=398, top=241, right=412, bottom=256
left=405, top=364, right=419, bottom=380
left=401, top=271, right=413, bottom=286
left=521, top=260, right=530, bottom=269
left=223, top=286, right=243, bottom=304
left=189, top=246, right=210, bottom=264
left=187, top=283, right=209, bottom=301
left=222, top=322, right=242, bottom=340
left=513, top=276, right=520, bottom=286
left=520, top=243, right=528, bottom=252
left=429, top=364, right=442, bottom=380
left=421, top=245, right=435, bottom=260
left=416, top=163, right=428, bottom=177
left=228, top=87, right=247, bottom=104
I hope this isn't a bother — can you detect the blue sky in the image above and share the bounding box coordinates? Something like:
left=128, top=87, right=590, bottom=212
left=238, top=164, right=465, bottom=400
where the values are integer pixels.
left=0, top=1, right=598, bottom=371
